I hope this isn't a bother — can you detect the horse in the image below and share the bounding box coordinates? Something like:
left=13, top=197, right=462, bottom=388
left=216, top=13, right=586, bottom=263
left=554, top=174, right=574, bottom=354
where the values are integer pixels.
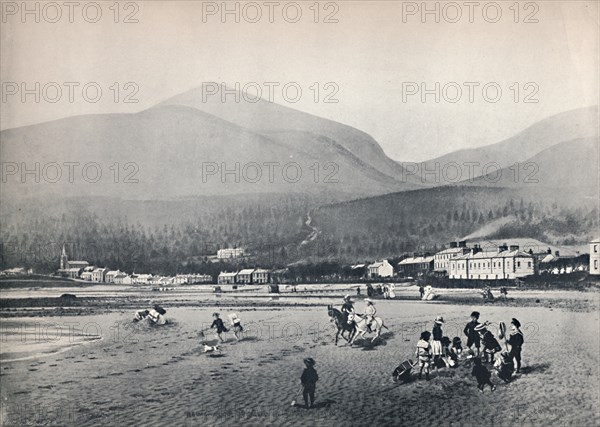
left=347, top=312, right=388, bottom=344
left=327, top=305, right=356, bottom=345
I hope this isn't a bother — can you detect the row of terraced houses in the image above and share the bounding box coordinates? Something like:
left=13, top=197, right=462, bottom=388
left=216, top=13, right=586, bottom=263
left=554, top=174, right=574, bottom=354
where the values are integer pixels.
left=56, top=245, right=211, bottom=284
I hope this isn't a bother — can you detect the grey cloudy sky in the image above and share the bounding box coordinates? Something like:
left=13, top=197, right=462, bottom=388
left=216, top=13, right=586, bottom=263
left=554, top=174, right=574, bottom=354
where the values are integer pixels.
left=1, top=1, right=598, bottom=162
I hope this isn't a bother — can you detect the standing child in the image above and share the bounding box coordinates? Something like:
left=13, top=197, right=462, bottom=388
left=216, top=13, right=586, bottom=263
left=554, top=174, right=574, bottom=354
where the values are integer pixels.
left=464, top=311, right=481, bottom=357
left=415, top=331, right=432, bottom=380
left=228, top=313, right=244, bottom=341
left=210, top=312, right=229, bottom=342
left=300, top=357, right=318, bottom=409
left=431, top=316, right=445, bottom=369
left=507, top=318, right=524, bottom=373
left=471, top=358, right=496, bottom=393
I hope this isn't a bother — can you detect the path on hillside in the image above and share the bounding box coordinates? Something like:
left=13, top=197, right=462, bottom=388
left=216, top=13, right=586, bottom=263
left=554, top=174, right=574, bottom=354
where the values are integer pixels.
left=300, top=211, right=320, bottom=246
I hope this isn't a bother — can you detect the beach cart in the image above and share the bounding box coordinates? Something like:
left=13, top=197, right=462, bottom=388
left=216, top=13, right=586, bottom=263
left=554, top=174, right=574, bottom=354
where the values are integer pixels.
left=392, top=359, right=416, bottom=383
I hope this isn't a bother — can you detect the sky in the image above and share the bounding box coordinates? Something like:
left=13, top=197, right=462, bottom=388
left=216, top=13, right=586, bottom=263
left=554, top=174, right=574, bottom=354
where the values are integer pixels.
left=1, top=0, right=598, bottom=162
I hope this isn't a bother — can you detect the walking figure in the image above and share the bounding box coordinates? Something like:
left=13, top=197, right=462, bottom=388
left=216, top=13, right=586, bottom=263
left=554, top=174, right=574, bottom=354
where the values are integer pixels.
left=300, top=357, right=318, bottom=409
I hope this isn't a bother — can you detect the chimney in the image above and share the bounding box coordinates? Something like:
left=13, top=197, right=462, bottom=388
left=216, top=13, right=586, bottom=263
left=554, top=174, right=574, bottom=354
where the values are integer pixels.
left=510, top=245, right=519, bottom=252
left=458, top=240, right=467, bottom=248
left=472, top=244, right=482, bottom=255
left=498, top=243, right=508, bottom=253
left=450, top=242, right=458, bottom=248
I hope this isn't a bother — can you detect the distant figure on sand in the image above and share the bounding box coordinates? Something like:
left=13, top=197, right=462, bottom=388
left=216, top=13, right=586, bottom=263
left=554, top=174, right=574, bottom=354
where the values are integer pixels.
left=300, top=358, right=318, bottom=409
left=211, top=312, right=229, bottom=342
left=472, top=358, right=496, bottom=393
left=415, top=331, right=432, bottom=380
left=356, top=286, right=361, bottom=296
left=464, top=311, right=481, bottom=357
left=419, top=285, right=424, bottom=299
left=507, top=318, right=524, bottom=373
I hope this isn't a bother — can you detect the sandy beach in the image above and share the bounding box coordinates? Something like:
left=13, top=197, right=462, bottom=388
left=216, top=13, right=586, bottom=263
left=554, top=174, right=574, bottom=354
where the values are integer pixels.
left=1, top=287, right=599, bottom=426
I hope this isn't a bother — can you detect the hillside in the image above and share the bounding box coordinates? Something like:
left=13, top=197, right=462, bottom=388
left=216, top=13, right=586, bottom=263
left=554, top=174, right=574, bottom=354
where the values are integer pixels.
left=399, top=106, right=598, bottom=185
left=309, top=185, right=598, bottom=261
left=0, top=104, right=420, bottom=202
left=465, top=137, right=599, bottom=197
left=160, top=87, right=415, bottom=184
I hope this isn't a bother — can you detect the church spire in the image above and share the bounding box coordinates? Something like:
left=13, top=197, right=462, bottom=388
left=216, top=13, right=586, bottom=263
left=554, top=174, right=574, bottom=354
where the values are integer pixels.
left=60, top=244, right=68, bottom=270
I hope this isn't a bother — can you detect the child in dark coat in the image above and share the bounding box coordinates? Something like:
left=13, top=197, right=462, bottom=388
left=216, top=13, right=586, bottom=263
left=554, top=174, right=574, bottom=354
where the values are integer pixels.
left=300, top=358, right=318, bottom=409
left=210, top=313, right=229, bottom=342
left=464, top=311, right=481, bottom=356
left=475, top=323, right=502, bottom=363
left=507, top=318, right=524, bottom=373
left=472, top=357, right=496, bottom=392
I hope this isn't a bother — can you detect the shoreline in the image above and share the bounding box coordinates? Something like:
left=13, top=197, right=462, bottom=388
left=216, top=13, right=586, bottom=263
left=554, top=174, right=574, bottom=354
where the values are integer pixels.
left=1, top=287, right=598, bottom=318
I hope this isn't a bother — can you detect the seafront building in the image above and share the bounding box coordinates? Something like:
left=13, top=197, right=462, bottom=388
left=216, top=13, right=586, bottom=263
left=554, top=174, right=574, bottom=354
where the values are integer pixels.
left=367, top=260, right=394, bottom=278
left=397, top=256, right=434, bottom=276
left=218, top=272, right=238, bottom=284
left=448, top=244, right=535, bottom=280
left=434, top=241, right=470, bottom=273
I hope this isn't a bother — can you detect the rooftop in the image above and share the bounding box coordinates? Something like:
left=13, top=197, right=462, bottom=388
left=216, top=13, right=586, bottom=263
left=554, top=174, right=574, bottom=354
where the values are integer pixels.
left=398, top=256, right=434, bottom=265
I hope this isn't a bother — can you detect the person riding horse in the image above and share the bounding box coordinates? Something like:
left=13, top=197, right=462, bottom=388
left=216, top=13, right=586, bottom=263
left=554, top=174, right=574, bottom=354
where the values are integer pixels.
left=341, top=295, right=355, bottom=324
left=341, top=295, right=354, bottom=314
left=364, top=298, right=376, bottom=332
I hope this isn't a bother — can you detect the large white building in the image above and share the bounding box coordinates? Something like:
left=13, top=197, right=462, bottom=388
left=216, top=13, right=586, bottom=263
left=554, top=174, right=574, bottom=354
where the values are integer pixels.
left=590, top=239, right=600, bottom=275
left=448, top=244, right=535, bottom=280
left=434, top=241, right=470, bottom=273
left=217, top=248, right=245, bottom=259
left=367, top=260, right=394, bottom=278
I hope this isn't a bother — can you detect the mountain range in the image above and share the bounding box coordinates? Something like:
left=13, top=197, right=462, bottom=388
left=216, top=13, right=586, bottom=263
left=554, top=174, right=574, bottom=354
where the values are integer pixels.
left=1, top=88, right=598, bottom=266
left=398, top=106, right=598, bottom=187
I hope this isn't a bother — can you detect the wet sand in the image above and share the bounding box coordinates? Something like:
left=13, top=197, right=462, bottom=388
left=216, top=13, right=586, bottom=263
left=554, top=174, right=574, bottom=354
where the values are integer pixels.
left=1, top=291, right=599, bottom=426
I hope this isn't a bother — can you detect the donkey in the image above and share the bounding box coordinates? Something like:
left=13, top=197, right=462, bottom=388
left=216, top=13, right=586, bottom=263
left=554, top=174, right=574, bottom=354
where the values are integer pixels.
left=327, top=305, right=356, bottom=345
left=347, top=312, right=388, bottom=344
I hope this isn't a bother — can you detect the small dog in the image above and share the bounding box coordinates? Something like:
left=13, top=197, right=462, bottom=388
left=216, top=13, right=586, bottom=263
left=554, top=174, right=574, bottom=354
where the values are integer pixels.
left=203, top=344, right=220, bottom=353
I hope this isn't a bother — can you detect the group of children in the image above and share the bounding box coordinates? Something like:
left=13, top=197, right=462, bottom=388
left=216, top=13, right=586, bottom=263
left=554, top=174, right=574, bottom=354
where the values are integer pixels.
left=209, top=312, right=244, bottom=342
left=415, top=311, right=525, bottom=392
